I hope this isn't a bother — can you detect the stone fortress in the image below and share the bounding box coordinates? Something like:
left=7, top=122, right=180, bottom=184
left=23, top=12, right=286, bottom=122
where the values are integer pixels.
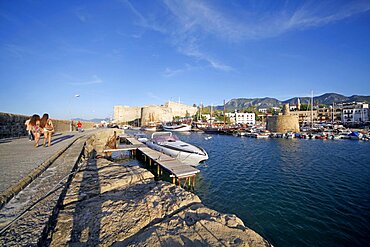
left=266, top=103, right=300, bottom=133
left=114, top=101, right=197, bottom=126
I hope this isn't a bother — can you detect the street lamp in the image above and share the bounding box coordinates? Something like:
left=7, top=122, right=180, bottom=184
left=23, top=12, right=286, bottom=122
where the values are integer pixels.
left=70, top=94, right=80, bottom=131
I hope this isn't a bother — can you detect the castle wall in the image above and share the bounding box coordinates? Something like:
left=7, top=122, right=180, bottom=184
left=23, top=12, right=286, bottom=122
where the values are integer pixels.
left=266, top=115, right=300, bottom=133
left=141, top=106, right=173, bottom=126
left=113, top=106, right=141, bottom=123
left=114, top=101, right=197, bottom=126
left=165, top=101, right=197, bottom=117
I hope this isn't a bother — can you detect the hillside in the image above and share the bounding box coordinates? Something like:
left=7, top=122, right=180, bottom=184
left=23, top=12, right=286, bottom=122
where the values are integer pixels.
left=212, top=93, right=370, bottom=111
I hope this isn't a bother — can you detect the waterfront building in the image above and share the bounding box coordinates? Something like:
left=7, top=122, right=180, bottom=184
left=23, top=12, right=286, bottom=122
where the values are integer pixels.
left=289, top=110, right=318, bottom=124
left=258, top=107, right=281, bottom=114
left=258, top=108, right=268, bottom=113
left=225, top=110, right=255, bottom=125
left=340, top=102, right=369, bottom=124
left=272, top=106, right=281, bottom=112
left=317, top=106, right=342, bottom=122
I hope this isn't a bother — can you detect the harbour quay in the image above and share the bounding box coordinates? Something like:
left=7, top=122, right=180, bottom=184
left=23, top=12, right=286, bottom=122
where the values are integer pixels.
left=0, top=128, right=271, bottom=246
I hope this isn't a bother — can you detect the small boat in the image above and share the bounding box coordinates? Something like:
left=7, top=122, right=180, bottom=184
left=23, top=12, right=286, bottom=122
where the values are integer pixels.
left=162, top=123, right=192, bottom=132
left=134, top=133, right=148, bottom=143
left=203, top=127, right=226, bottom=135
left=256, top=133, right=269, bottom=138
left=146, top=132, right=208, bottom=166
left=140, top=126, right=157, bottom=131
left=330, top=135, right=342, bottom=140
left=347, top=131, right=363, bottom=140
left=256, top=130, right=270, bottom=138
left=285, top=132, right=295, bottom=139
left=237, top=131, right=246, bottom=137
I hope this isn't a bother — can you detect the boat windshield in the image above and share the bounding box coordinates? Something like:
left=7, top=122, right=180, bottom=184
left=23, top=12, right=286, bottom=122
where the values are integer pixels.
left=153, top=134, right=179, bottom=142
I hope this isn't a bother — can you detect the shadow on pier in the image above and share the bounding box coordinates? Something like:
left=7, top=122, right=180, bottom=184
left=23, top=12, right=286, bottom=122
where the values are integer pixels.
left=70, top=150, right=102, bottom=245
left=51, top=135, right=74, bottom=146
left=49, top=147, right=217, bottom=246
left=66, top=150, right=158, bottom=245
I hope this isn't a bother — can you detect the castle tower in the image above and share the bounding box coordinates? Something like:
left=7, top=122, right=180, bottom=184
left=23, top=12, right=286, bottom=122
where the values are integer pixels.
left=266, top=103, right=299, bottom=133
left=282, top=103, right=290, bottom=115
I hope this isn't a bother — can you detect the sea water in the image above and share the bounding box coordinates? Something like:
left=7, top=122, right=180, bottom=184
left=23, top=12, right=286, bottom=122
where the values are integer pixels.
left=176, top=132, right=370, bottom=247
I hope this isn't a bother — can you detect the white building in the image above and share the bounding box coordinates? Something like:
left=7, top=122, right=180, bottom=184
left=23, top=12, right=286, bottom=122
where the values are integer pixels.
left=341, top=102, right=369, bottom=124
left=225, top=110, right=255, bottom=125
left=258, top=108, right=268, bottom=113
left=259, top=107, right=280, bottom=113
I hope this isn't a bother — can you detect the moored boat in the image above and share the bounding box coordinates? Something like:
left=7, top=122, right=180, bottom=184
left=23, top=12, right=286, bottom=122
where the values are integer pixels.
left=202, top=127, right=226, bottom=134
left=162, top=123, right=192, bottom=132
left=347, top=131, right=363, bottom=140
left=134, top=132, right=149, bottom=143
left=146, top=132, right=208, bottom=166
left=140, top=126, right=157, bottom=131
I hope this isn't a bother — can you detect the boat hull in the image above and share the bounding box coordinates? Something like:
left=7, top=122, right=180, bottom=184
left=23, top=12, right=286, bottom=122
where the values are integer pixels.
left=146, top=142, right=208, bottom=166
left=162, top=124, right=192, bottom=132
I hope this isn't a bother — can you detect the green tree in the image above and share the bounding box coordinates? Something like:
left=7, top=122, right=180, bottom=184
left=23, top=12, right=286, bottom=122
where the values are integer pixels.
left=300, top=104, right=309, bottom=111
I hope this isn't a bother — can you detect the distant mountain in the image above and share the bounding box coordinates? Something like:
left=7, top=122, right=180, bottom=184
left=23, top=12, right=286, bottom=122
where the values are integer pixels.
left=348, top=95, right=370, bottom=103
left=72, top=117, right=110, bottom=123
left=217, top=97, right=282, bottom=110
left=283, top=93, right=349, bottom=105
left=212, top=93, right=370, bottom=111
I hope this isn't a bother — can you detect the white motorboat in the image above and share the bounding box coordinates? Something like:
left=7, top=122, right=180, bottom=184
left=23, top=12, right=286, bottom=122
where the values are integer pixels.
left=140, top=125, right=157, bottom=131
left=134, top=133, right=149, bottom=143
left=162, top=124, right=192, bottom=132
left=146, top=132, right=208, bottom=166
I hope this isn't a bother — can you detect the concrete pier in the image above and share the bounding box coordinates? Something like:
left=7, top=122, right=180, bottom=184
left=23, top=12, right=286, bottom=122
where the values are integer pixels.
left=0, top=129, right=271, bottom=246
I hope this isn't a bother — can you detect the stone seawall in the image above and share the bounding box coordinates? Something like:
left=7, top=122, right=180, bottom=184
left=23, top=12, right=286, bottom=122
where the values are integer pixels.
left=0, top=112, right=95, bottom=139
left=48, top=130, right=271, bottom=246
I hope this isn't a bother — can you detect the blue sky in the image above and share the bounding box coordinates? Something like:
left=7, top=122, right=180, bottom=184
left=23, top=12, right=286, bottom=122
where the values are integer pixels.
left=1, top=0, right=370, bottom=119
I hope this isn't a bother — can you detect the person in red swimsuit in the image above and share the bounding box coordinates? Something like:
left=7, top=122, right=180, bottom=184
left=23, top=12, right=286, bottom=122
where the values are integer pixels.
left=77, top=121, right=82, bottom=132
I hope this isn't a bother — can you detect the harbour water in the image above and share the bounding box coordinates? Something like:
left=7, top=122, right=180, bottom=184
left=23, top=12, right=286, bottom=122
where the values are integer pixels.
left=175, top=132, right=370, bottom=247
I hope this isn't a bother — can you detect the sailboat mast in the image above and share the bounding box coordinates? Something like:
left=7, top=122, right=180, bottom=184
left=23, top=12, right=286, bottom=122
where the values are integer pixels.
left=200, top=102, right=202, bottom=121
left=332, top=102, right=334, bottom=124
left=311, top=90, right=314, bottom=128
left=223, top=99, right=226, bottom=127
left=210, top=105, right=213, bottom=126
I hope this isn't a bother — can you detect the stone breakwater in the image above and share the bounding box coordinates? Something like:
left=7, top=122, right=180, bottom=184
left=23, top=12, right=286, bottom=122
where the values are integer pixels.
left=46, top=130, right=270, bottom=246
left=0, top=112, right=96, bottom=139
left=0, top=130, right=270, bottom=246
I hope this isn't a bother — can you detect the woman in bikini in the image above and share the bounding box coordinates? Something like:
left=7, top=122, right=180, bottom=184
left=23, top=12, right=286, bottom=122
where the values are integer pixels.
left=30, top=114, right=41, bottom=148
left=40, top=113, right=54, bottom=147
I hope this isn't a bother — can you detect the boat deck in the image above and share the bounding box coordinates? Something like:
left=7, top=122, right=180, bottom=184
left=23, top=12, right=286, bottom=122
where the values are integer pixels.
left=104, top=135, right=200, bottom=186
left=137, top=147, right=199, bottom=178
